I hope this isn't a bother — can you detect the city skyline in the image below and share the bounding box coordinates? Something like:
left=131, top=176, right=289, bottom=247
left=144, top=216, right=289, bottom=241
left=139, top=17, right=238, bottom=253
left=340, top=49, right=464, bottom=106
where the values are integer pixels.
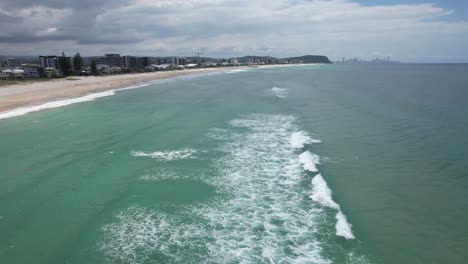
left=1, top=0, right=467, bottom=62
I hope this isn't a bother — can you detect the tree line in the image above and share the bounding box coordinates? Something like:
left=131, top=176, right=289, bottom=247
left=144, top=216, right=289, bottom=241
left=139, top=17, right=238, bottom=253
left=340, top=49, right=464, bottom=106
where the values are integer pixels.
left=58, top=52, right=97, bottom=76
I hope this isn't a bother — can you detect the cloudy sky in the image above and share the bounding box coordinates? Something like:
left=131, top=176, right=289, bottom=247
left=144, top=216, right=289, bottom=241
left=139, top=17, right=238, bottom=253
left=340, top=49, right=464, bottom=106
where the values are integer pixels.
left=0, top=0, right=467, bottom=62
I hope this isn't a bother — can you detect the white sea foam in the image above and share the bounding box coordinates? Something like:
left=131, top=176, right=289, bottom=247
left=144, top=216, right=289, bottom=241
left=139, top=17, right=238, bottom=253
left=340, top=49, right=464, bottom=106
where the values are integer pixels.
left=299, top=151, right=320, bottom=172
left=100, top=206, right=210, bottom=264
left=140, top=171, right=179, bottom=181
left=139, top=167, right=203, bottom=181
left=0, top=90, right=115, bottom=120
left=336, top=211, right=355, bottom=240
left=101, top=114, right=360, bottom=263
left=202, top=114, right=331, bottom=263
left=310, top=174, right=339, bottom=209
left=100, top=207, right=161, bottom=264
left=131, top=149, right=197, bottom=161
left=310, top=174, right=355, bottom=240
left=271, top=86, right=289, bottom=98
left=102, top=114, right=332, bottom=263
left=0, top=83, right=151, bottom=121
left=290, top=131, right=322, bottom=149
left=225, top=68, right=250, bottom=74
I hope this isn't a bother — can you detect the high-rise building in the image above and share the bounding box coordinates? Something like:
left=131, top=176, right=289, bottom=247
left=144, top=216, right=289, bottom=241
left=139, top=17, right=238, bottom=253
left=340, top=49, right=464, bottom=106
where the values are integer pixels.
left=0, top=57, right=22, bottom=68
left=57, top=56, right=72, bottom=74
left=39, top=56, right=58, bottom=69
left=140, top=57, right=151, bottom=68
left=6, top=58, right=22, bottom=68
left=177, top=58, right=186, bottom=66
left=94, top=56, right=106, bottom=65
left=123, top=56, right=137, bottom=69
left=92, top=54, right=123, bottom=67
left=104, top=54, right=122, bottom=67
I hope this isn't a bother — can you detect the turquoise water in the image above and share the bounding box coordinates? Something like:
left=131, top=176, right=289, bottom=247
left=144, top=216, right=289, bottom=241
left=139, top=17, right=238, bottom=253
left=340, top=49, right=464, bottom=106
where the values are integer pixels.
left=0, top=64, right=467, bottom=263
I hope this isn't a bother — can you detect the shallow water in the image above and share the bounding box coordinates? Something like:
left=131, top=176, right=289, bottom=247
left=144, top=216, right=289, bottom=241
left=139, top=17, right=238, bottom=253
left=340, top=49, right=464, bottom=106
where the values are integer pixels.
left=0, top=64, right=467, bottom=263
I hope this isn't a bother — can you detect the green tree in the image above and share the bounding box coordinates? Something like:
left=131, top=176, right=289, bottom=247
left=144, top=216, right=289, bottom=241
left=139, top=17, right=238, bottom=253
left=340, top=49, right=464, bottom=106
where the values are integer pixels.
left=73, top=52, right=84, bottom=73
left=59, top=52, right=72, bottom=76
left=90, top=60, right=98, bottom=75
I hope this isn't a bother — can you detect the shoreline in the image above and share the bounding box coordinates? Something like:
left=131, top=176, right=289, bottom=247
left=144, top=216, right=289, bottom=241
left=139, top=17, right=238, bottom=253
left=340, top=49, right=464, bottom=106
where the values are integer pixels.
left=0, top=67, right=248, bottom=120
left=0, top=64, right=316, bottom=120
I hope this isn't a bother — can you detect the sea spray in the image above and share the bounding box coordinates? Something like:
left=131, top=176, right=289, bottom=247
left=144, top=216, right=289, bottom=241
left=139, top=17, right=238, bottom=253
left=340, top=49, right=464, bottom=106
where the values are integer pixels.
left=290, top=131, right=321, bottom=149
left=299, top=151, right=321, bottom=172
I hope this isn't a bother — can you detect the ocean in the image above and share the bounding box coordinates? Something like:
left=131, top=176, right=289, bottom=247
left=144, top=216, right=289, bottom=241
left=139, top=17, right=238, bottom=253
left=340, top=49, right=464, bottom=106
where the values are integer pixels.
left=0, top=64, right=467, bottom=264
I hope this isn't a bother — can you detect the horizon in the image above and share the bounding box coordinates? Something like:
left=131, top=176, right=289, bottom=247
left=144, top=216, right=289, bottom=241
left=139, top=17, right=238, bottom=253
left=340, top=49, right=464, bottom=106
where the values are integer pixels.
left=1, top=0, right=467, bottom=63
left=1, top=53, right=467, bottom=64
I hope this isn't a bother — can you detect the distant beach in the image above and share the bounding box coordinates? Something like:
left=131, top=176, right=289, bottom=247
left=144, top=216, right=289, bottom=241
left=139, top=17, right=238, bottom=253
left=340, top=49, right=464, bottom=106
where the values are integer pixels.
left=0, top=67, right=248, bottom=114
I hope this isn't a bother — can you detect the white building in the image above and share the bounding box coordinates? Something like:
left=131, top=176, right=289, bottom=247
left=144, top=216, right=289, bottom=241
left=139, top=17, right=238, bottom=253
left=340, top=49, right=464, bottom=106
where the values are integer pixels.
left=228, top=58, right=239, bottom=64
left=22, top=67, right=40, bottom=78
left=0, top=71, right=8, bottom=79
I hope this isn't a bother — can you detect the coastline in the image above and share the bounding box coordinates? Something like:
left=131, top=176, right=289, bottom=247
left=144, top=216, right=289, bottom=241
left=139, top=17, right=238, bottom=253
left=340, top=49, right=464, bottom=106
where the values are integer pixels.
left=0, top=67, right=247, bottom=119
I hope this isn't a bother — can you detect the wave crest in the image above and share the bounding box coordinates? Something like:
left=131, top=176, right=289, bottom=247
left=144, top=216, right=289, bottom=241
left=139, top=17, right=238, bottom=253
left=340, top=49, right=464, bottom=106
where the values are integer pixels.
left=310, top=174, right=355, bottom=240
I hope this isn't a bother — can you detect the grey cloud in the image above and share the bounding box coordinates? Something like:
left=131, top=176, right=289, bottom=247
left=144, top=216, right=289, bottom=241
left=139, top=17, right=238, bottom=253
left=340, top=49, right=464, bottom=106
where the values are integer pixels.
left=0, top=0, right=130, bottom=10
left=0, top=0, right=467, bottom=62
left=0, top=12, right=21, bottom=23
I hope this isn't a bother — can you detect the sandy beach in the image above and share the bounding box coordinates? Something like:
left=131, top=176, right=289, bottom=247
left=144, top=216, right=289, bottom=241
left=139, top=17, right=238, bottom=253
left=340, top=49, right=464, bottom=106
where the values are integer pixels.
left=0, top=67, right=243, bottom=114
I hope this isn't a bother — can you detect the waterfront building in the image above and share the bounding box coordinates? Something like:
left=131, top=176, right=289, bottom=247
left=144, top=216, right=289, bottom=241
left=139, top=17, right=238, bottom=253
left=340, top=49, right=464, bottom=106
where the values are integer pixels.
left=93, top=54, right=123, bottom=67
left=123, top=56, right=138, bottom=69
left=228, top=58, right=239, bottom=64
left=104, top=54, right=122, bottom=67
left=7, top=58, right=22, bottom=68
left=39, top=56, right=59, bottom=69
left=0, top=57, right=22, bottom=69
left=44, top=67, right=60, bottom=78
left=22, top=66, right=40, bottom=78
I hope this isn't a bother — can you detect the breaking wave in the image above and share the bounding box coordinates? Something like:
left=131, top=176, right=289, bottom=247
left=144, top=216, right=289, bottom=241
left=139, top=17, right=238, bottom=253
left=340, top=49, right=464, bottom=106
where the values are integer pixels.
left=311, top=174, right=355, bottom=240
left=299, top=151, right=321, bottom=172
left=291, top=131, right=322, bottom=149
left=101, top=114, right=361, bottom=263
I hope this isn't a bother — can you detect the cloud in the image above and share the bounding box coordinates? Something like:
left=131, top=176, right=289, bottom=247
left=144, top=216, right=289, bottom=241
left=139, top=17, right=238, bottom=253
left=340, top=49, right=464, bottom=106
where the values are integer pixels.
left=0, top=0, right=467, bottom=61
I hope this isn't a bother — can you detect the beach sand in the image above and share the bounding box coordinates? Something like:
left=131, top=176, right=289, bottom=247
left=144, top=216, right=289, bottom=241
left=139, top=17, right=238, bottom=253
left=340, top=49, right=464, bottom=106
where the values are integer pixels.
left=0, top=67, right=240, bottom=113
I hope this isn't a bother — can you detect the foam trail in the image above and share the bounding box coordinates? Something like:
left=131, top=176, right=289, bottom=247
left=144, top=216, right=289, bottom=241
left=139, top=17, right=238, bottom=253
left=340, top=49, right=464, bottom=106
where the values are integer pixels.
left=131, top=149, right=197, bottom=161
left=101, top=114, right=333, bottom=263
left=271, top=87, right=288, bottom=98
left=0, top=82, right=152, bottom=121
left=299, top=151, right=320, bottom=172
left=310, top=174, right=355, bottom=240
left=291, top=131, right=321, bottom=149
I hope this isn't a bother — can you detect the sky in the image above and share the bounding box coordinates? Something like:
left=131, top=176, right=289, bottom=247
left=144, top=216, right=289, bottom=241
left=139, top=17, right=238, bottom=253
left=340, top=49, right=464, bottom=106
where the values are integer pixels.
left=0, top=0, right=467, bottom=62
